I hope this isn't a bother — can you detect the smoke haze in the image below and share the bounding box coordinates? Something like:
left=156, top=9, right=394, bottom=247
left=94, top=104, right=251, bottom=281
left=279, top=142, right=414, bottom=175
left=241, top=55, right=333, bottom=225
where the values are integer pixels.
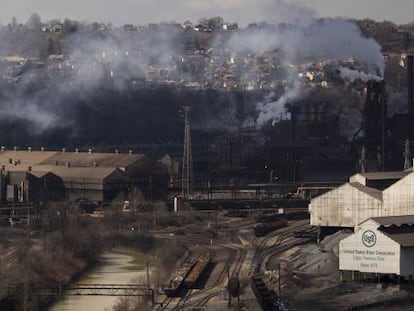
left=1, top=0, right=413, bottom=26
left=0, top=0, right=389, bottom=147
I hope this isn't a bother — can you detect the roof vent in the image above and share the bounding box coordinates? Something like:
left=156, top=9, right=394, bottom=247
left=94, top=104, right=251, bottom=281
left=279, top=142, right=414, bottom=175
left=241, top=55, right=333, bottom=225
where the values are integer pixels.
left=28, top=166, right=32, bottom=171
left=13, top=146, right=17, bottom=151
left=66, top=162, right=71, bottom=168
left=8, top=158, right=12, bottom=164
left=115, top=149, right=119, bottom=154
left=1, top=165, right=4, bottom=170
left=54, top=160, right=59, bottom=166
left=129, top=150, right=133, bottom=155
left=75, top=148, right=79, bottom=153
left=40, top=147, right=45, bottom=152
left=28, top=147, right=32, bottom=152
left=93, top=161, right=98, bottom=167
left=1, top=146, right=5, bottom=152
left=88, top=148, right=92, bottom=154
left=62, top=148, right=66, bottom=153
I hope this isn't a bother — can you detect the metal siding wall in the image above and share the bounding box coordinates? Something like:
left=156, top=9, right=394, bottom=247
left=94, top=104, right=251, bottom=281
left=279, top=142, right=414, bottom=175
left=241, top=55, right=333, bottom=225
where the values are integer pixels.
left=401, top=247, right=414, bottom=276
left=349, top=174, right=366, bottom=185
left=383, top=173, right=414, bottom=216
left=310, top=184, right=382, bottom=227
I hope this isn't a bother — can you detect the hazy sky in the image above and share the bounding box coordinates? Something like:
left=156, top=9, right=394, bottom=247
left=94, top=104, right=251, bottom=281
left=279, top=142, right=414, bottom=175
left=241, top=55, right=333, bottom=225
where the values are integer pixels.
left=0, top=0, right=413, bottom=26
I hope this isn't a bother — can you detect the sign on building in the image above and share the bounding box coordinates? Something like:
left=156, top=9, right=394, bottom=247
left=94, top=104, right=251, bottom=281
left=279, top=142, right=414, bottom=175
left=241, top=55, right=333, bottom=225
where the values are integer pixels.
left=339, top=227, right=400, bottom=275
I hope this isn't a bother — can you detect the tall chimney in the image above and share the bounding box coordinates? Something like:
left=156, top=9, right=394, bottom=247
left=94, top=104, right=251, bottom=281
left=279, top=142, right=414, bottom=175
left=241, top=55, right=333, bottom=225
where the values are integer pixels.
left=408, top=54, right=414, bottom=139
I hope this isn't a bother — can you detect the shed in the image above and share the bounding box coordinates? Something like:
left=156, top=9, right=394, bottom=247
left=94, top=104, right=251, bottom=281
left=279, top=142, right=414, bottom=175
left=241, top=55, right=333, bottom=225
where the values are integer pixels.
left=339, top=216, right=414, bottom=277
left=309, top=182, right=383, bottom=227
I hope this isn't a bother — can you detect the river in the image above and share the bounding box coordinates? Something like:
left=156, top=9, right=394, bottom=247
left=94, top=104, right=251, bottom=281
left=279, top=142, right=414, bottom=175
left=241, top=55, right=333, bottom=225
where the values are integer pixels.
left=49, top=249, right=152, bottom=311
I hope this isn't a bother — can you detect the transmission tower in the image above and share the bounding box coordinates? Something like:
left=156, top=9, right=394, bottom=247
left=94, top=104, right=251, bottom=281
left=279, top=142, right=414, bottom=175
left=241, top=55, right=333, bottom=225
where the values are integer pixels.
left=181, top=106, right=193, bottom=198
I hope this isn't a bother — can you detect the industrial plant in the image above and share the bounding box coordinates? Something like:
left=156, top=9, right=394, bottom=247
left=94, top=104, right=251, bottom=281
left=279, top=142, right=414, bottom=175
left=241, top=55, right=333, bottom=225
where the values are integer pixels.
left=1, top=9, right=414, bottom=311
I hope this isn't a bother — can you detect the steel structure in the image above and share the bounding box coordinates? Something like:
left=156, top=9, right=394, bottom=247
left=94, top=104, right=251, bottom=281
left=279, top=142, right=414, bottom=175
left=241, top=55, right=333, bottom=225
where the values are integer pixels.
left=8, top=283, right=154, bottom=303
left=181, top=106, right=193, bottom=198
left=66, top=284, right=153, bottom=298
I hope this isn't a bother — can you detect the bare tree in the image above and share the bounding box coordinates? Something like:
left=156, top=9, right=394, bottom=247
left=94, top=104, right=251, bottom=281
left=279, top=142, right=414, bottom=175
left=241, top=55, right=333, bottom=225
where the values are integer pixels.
left=26, top=13, right=42, bottom=31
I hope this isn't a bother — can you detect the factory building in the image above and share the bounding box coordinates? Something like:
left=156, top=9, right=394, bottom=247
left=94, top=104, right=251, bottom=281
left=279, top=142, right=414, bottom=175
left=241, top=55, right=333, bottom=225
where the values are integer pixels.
left=0, top=149, right=168, bottom=206
left=309, top=169, right=414, bottom=228
left=1, top=167, right=65, bottom=203
left=339, top=216, right=414, bottom=277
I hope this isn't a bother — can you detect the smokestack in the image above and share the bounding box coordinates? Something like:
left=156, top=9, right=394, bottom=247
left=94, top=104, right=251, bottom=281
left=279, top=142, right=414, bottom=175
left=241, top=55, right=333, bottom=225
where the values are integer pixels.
left=408, top=55, right=413, bottom=114
left=408, top=54, right=414, bottom=139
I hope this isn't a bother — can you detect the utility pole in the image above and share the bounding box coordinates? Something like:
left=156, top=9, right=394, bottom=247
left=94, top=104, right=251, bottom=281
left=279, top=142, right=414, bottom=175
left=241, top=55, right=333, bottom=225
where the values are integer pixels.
left=181, top=106, right=193, bottom=199
left=359, top=146, right=366, bottom=173
left=404, top=138, right=411, bottom=170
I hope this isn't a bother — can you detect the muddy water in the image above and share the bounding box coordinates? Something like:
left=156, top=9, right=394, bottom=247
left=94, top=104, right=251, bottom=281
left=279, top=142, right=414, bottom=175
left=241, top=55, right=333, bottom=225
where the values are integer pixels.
left=49, top=250, right=151, bottom=311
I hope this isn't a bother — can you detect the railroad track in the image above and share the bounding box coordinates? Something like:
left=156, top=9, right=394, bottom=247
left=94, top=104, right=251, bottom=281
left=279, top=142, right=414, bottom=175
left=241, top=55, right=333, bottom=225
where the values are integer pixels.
left=157, top=235, right=243, bottom=310
left=250, top=220, right=310, bottom=276
left=175, top=246, right=247, bottom=310
left=156, top=220, right=309, bottom=310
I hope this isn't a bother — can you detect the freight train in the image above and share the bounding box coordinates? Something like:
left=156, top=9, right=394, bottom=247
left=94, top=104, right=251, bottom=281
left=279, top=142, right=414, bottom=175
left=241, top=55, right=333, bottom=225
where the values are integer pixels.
left=254, top=219, right=288, bottom=236
left=163, top=252, right=213, bottom=297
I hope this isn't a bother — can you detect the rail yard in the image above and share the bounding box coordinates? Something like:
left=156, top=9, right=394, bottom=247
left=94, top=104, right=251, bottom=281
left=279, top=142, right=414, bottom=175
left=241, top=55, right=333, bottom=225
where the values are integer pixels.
left=151, top=207, right=312, bottom=311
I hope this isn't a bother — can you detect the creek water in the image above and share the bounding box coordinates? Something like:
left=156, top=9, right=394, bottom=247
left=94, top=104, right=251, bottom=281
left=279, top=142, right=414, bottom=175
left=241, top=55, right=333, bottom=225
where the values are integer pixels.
left=49, top=250, right=150, bottom=311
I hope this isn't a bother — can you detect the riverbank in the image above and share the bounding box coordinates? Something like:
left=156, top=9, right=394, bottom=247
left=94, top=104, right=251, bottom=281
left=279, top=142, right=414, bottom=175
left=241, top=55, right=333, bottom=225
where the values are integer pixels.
left=0, top=226, right=186, bottom=311
left=49, top=249, right=154, bottom=311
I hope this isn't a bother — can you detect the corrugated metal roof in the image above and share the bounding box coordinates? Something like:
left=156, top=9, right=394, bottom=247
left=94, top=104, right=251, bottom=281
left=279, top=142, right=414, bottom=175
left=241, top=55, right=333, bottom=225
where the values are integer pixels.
left=2, top=164, right=126, bottom=182
left=49, top=166, right=125, bottom=182
left=0, top=151, right=148, bottom=169
left=371, top=215, right=414, bottom=226
left=4, top=165, right=55, bottom=179
left=0, top=151, right=57, bottom=165
left=349, top=182, right=383, bottom=201
left=360, top=171, right=411, bottom=180
left=41, top=152, right=146, bottom=168
left=382, top=232, right=414, bottom=247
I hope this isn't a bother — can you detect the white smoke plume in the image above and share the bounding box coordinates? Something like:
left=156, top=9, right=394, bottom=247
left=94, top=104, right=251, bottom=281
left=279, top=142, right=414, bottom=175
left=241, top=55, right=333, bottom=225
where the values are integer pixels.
left=338, top=67, right=383, bottom=83
left=257, top=81, right=303, bottom=125
left=220, top=16, right=385, bottom=126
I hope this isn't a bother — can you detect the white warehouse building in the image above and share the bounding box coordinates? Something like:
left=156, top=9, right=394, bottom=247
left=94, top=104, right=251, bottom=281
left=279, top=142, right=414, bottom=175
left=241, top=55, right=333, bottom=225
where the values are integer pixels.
left=309, top=170, right=414, bottom=228
left=339, top=216, right=414, bottom=277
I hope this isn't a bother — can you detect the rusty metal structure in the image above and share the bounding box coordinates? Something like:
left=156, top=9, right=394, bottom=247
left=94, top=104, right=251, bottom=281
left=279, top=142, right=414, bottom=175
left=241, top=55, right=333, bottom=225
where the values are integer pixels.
left=362, top=80, right=387, bottom=172
left=181, top=106, right=193, bottom=198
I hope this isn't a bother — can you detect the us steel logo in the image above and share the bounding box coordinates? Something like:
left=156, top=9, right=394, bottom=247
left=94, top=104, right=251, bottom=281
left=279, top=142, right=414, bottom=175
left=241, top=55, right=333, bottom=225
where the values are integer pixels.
left=362, top=230, right=376, bottom=247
